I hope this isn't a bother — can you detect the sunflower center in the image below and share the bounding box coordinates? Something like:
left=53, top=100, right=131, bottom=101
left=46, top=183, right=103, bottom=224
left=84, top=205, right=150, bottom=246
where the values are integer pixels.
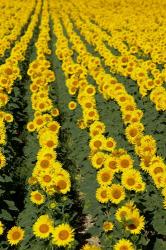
left=101, top=190, right=107, bottom=198
left=36, top=119, right=43, bottom=125
left=34, top=193, right=42, bottom=201
left=5, top=68, right=13, bottom=75
left=12, top=231, right=21, bottom=240
left=120, top=96, right=126, bottom=102
left=49, top=124, right=57, bottom=131
left=59, top=230, right=69, bottom=240
left=57, top=180, right=67, bottom=190
left=43, top=175, right=51, bottom=183
left=39, top=224, right=49, bottom=233
left=112, top=189, right=121, bottom=199
left=120, top=246, right=128, bottom=250
left=107, top=141, right=113, bottom=148
left=109, top=160, right=117, bottom=169
left=154, top=167, right=163, bottom=174
left=96, top=157, right=103, bottom=165
left=121, top=159, right=129, bottom=168
left=40, top=159, right=49, bottom=168
left=85, top=102, right=92, bottom=108
left=94, top=140, right=102, bottom=148
left=46, top=140, right=54, bottom=147
left=129, top=128, right=137, bottom=137
left=120, top=211, right=127, bottom=218
left=39, top=103, right=45, bottom=109
left=93, top=130, right=99, bottom=136
left=89, top=111, right=95, bottom=117
left=127, top=218, right=139, bottom=230
left=101, top=173, right=110, bottom=182
left=127, top=178, right=135, bottom=186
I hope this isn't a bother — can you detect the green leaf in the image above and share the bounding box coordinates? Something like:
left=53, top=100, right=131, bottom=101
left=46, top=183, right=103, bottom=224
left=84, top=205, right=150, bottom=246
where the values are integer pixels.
left=0, top=209, right=13, bottom=221
left=4, top=200, right=18, bottom=211
left=154, top=239, right=166, bottom=250
left=152, top=210, right=166, bottom=235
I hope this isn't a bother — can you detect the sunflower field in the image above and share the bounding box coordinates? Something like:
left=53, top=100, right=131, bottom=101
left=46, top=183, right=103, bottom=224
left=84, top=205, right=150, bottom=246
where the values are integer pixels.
left=0, top=0, right=166, bottom=249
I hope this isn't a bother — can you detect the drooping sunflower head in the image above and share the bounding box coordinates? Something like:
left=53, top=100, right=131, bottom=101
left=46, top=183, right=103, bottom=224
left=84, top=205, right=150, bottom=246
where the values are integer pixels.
left=125, top=213, right=145, bottom=235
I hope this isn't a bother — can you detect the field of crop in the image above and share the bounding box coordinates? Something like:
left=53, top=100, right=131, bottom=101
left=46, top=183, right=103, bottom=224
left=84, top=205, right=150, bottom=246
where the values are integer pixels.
left=0, top=0, right=166, bottom=249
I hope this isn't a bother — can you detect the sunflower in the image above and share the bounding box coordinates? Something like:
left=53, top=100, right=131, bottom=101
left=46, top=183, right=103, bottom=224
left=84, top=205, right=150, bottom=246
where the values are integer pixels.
left=7, top=226, right=24, bottom=245
left=47, top=121, right=60, bottom=134
left=84, top=109, right=99, bottom=122
left=96, top=186, right=110, bottom=203
left=0, top=221, right=4, bottom=235
left=51, top=108, right=60, bottom=117
left=118, top=154, right=133, bottom=171
left=125, top=123, right=144, bottom=144
left=103, top=137, right=116, bottom=152
left=89, top=135, right=105, bottom=152
left=0, top=151, right=6, bottom=169
left=52, top=223, right=74, bottom=247
left=30, top=190, right=45, bottom=205
left=0, top=129, right=6, bottom=145
left=113, top=238, right=134, bottom=250
left=91, top=151, right=106, bottom=169
left=97, top=167, right=114, bottom=186
left=89, top=121, right=105, bottom=135
left=104, top=155, right=119, bottom=173
left=121, top=169, right=143, bottom=191
left=38, top=172, right=54, bottom=190
left=84, top=85, right=96, bottom=96
left=54, top=176, right=71, bottom=194
left=37, top=148, right=57, bottom=161
left=125, top=212, right=145, bottom=234
left=68, top=101, right=77, bottom=110
left=4, top=113, right=13, bottom=123
left=163, top=199, right=166, bottom=209
left=109, top=184, right=126, bottom=204
left=27, top=121, right=36, bottom=132
left=81, top=244, right=102, bottom=250
left=149, top=162, right=165, bottom=178
left=115, top=206, right=131, bottom=222
left=33, top=214, right=53, bottom=239
left=103, top=221, right=114, bottom=232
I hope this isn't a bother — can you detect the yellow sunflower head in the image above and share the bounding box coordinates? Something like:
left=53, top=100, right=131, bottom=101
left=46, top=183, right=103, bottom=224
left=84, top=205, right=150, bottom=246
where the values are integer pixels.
left=52, top=223, right=74, bottom=247
left=7, top=226, right=24, bottom=245
left=33, top=214, right=53, bottom=239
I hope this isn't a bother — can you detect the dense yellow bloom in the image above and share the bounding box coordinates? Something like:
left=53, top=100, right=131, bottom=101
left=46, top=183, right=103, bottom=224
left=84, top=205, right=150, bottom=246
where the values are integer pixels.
left=81, top=244, right=102, bottom=250
left=96, top=186, right=110, bottom=203
left=7, top=226, right=24, bottom=245
left=0, top=221, right=4, bottom=235
left=113, top=239, right=134, bottom=250
left=52, top=223, right=74, bottom=247
left=30, top=190, right=45, bottom=205
left=33, top=214, right=53, bottom=239
left=91, top=151, right=106, bottom=169
left=97, top=167, right=114, bottom=186
left=103, top=221, right=114, bottom=232
left=109, top=184, right=125, bottom=204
